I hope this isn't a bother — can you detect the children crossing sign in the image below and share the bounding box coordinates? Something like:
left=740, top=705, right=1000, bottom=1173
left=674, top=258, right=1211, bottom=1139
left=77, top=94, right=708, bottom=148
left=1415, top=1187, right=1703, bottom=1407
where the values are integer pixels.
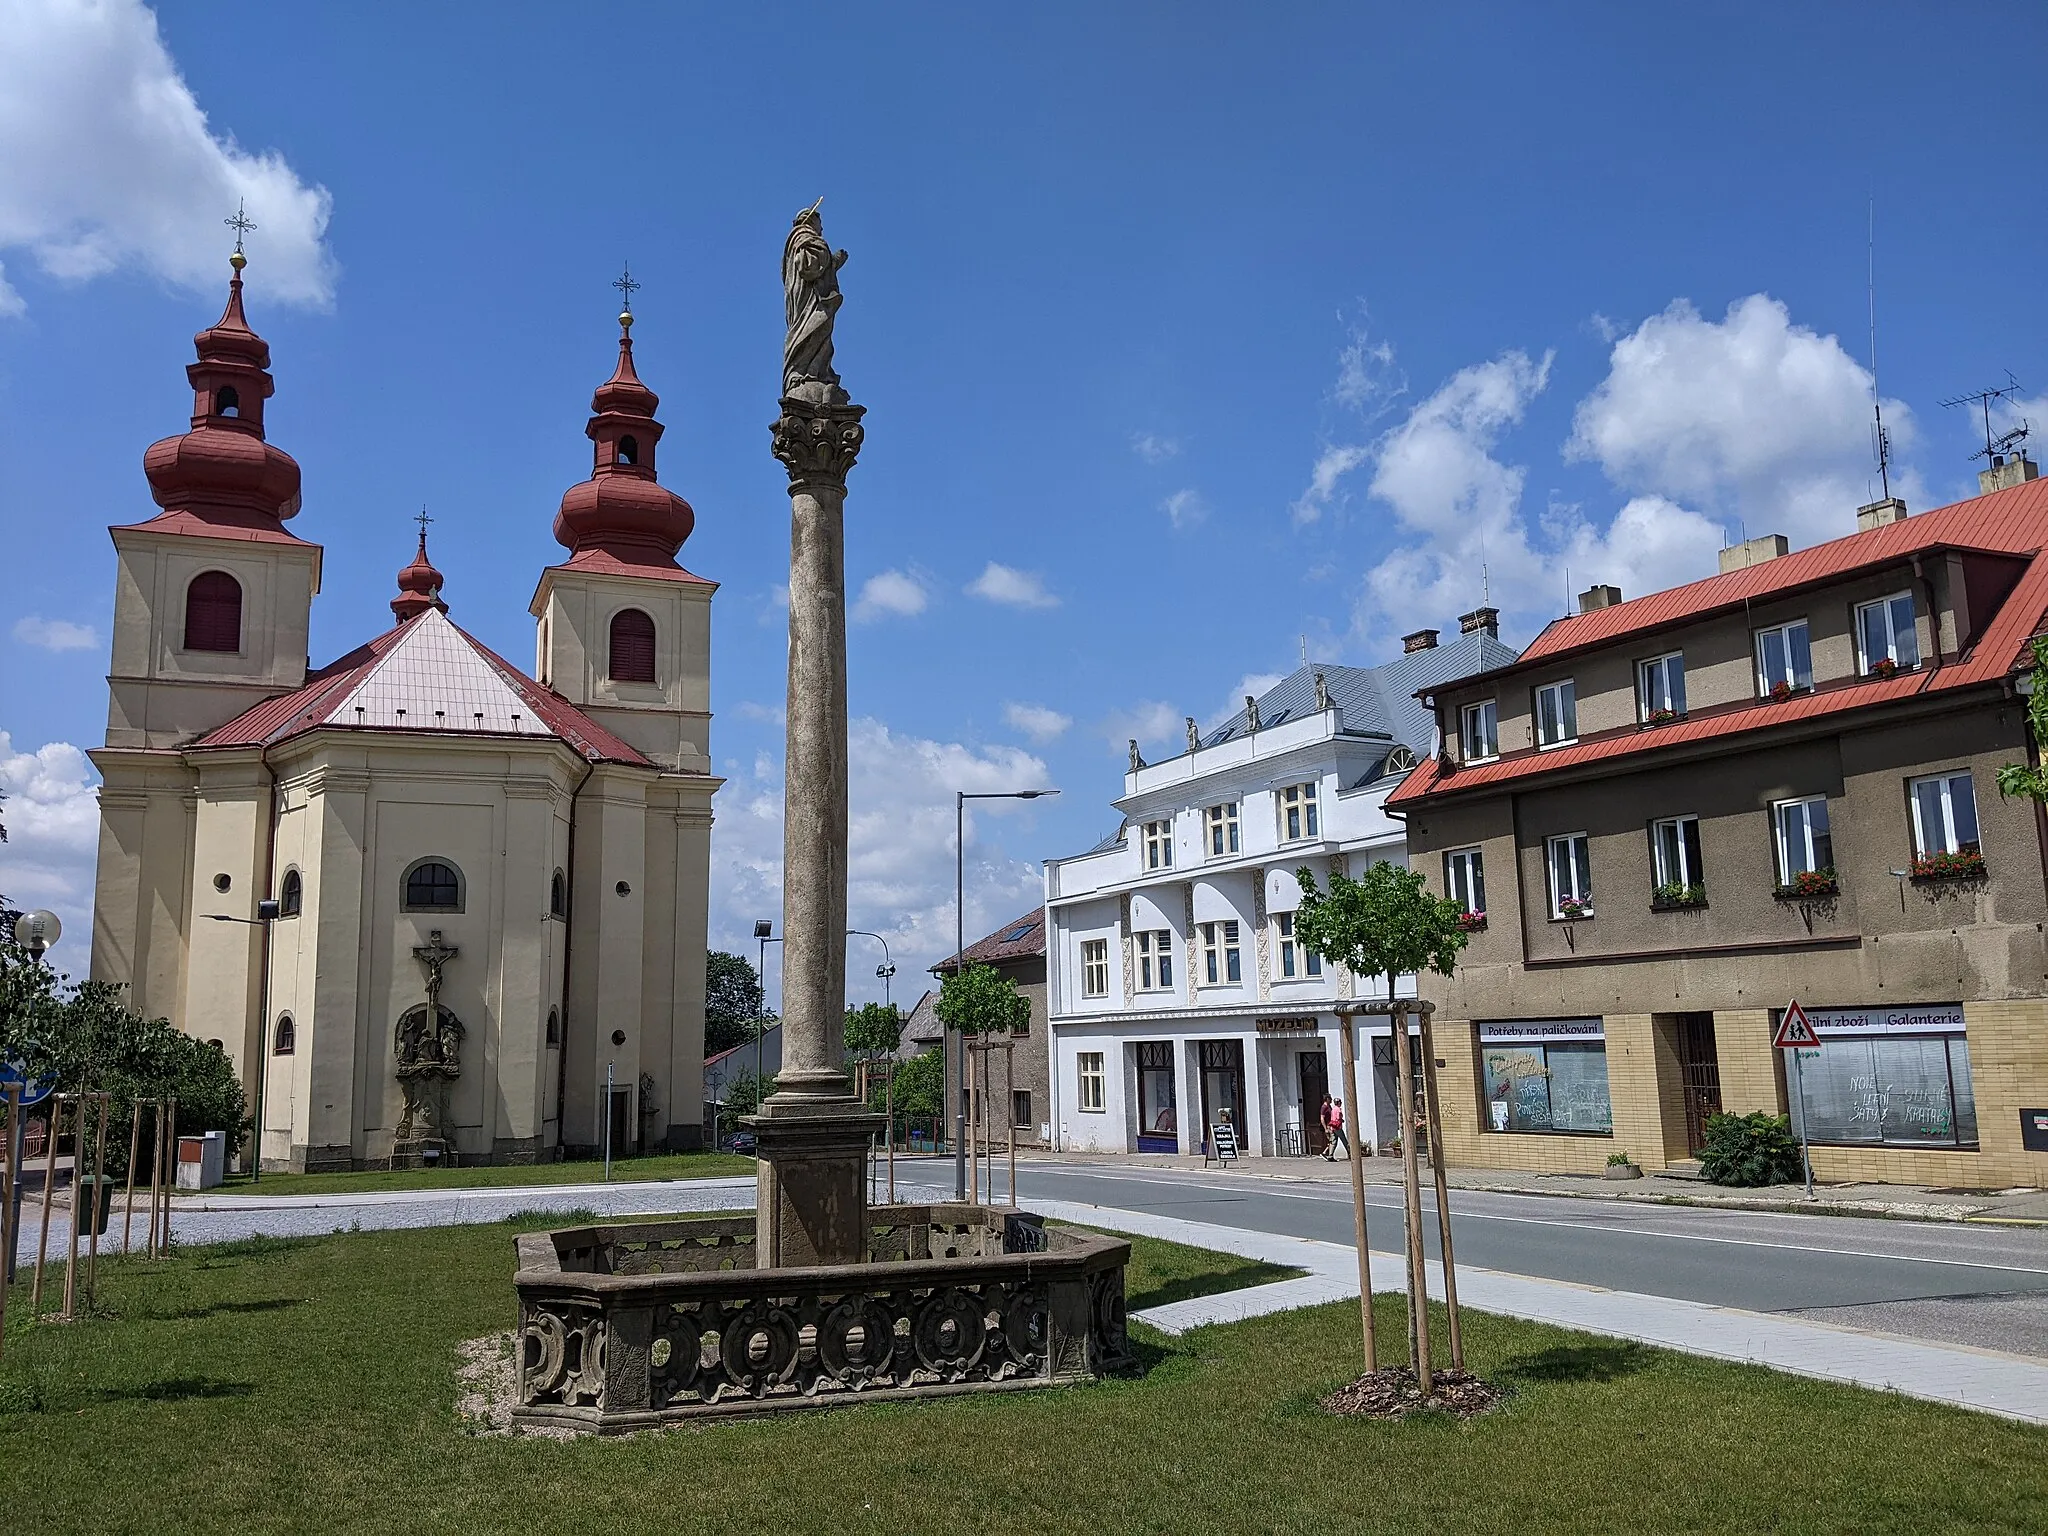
left=1773, top=1000, right=1822, bottom=1049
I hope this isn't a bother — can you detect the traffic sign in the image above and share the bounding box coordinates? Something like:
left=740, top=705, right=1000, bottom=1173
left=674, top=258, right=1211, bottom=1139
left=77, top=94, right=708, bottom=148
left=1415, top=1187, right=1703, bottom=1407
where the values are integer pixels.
left=0, top=1059, right=55, bottom=1108
left=1773, top=1000, right=1822, bottom=1050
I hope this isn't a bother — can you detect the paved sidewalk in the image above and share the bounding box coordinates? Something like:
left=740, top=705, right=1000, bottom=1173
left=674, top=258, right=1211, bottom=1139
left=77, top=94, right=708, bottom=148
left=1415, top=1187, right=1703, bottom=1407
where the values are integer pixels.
left=1010, top=1150, right=2048, bottom=1225
left=1011, top=1194, right=2048, bottom=1427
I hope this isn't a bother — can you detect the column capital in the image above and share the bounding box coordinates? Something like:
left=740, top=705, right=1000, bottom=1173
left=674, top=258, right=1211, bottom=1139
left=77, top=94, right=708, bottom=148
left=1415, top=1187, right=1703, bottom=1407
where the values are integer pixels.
left=770, top=395, right=866, bottom=492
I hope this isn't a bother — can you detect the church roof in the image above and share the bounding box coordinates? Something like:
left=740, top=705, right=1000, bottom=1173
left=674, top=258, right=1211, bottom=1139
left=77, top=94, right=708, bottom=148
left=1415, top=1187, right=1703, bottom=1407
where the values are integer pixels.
left=193, top=606, right=655, bottom=766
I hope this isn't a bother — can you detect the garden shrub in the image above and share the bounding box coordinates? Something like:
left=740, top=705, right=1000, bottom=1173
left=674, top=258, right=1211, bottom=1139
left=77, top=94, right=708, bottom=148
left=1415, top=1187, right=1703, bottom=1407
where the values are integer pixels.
left=1696, top=1111, right=1803, bottom=1187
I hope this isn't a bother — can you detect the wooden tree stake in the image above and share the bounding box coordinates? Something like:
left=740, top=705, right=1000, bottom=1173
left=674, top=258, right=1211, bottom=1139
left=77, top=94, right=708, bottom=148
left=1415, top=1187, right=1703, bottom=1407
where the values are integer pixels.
left=1336, top=1015, right=1377, bottom=1372
left=1391, top=1004, right=1432, bottom=1391
left=1417, top=1011, right=1464, bottom=1371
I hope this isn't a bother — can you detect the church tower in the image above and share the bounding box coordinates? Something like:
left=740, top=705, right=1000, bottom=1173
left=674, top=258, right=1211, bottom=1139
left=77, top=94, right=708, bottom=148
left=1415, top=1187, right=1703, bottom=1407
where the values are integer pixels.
left=529, top=289, right=714, bottom=773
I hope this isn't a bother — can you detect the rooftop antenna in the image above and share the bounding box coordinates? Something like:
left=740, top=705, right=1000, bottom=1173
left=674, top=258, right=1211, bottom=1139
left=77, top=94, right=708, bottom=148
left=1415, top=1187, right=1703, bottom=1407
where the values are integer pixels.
left=1940, top=373, right=2031, bottom=467
left=1868, top=197, right=1893, bottom=500
left=1299, top=634, right=1308, bottom=667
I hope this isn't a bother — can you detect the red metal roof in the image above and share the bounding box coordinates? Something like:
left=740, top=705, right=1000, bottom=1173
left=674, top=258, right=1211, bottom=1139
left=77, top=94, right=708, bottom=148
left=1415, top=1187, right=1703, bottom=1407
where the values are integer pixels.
left=1389, top=476, right=2048, bottom=810
left=544, top=547, right=715, bottom=585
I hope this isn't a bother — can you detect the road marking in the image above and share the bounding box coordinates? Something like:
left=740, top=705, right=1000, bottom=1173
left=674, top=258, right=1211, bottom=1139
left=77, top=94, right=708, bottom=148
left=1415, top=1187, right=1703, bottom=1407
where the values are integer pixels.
left=1012, top=1168, right=2048, bottom=1279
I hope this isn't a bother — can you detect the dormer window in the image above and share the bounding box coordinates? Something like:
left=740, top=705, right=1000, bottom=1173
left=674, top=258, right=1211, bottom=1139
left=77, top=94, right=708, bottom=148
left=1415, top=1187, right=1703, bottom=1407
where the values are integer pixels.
left=1461, top=700, right=1498, bottom=762
left=1855, top=592, right=1919, bottom=675
left=1535, top=680, right=1578, bottom=749
left=617, top=434, right=640, bottom=467
left=216, top=385, right=240, bottom=417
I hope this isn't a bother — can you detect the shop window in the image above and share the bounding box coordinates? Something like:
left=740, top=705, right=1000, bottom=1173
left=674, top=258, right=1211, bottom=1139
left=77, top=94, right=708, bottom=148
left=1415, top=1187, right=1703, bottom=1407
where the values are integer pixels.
left=1855, top=591, right=1919, bottom=674
left=1795, top=1027, right=1977, bottom=1148
left=1142, top=819, right=1173, bottom=870
left=608, top=608, right=657, bottom=683
left=1275, top=911, right=1321, bottom=979
left=1444, top=847, right=1485, bottom=917
left=1135, top=929, right=1174, bottom=991
left=1206, top=802, right=1240, bottom=857
left=1076, top=1052, right=1106, bottom=1112
left=1535, top=679, right=1578, bottom=748
left=1755, top=619, right=1813, bottom=696
left=402, top=857, right=463, bottom=912
left=1135, top=1042, right=1176, bottom=1145
left=1011, top=1090, right=1032, bottom=1128
left=1461, top=699, right=1498, bottom=762
left=1480, top=1022, right=1612, bottom=1134
left=1278, top=782, right=1320, bottom=842
left=1080, top=938, right=1109, bottom=999
left=278, top=868, right=303, bottom=917
left=1199, top=920, right=1242, bottom=985
left=272, top=1014, right=295, bottom=1055
left=183, top=570, right=243, bottom=653
left=1908, top=772, right=1980, bottom=856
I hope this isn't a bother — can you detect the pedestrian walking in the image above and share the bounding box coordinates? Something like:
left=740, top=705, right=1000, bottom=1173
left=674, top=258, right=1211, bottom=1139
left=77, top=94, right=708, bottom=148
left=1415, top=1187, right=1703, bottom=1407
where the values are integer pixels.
left=1318, top=1094, right=1336, bottom=1159
left=1327, top=1096, right=1350, bottom=1159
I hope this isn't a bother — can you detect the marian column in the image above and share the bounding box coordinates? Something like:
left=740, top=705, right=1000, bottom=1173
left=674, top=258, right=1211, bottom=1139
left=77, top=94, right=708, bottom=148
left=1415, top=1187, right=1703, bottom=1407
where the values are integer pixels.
left=754, top=201, right=884, bottom=1266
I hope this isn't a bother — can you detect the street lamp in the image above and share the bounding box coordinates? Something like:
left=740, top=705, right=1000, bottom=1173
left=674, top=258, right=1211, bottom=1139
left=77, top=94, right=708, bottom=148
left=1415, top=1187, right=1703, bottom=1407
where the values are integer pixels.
left=752, top=920, right=780, bottom=1123
left=208, top=898, right=280, bottom=1183
left=952, top=788, right=1058, bottom=1199
left=846, top=930, right=894, bottom=1010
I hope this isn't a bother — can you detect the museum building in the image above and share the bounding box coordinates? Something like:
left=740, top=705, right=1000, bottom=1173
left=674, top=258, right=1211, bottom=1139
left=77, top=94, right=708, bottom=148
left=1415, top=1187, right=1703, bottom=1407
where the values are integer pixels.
left=1393, top=466, right=2048, bottom=1187
left=86, top=254, right=721, bottom=1170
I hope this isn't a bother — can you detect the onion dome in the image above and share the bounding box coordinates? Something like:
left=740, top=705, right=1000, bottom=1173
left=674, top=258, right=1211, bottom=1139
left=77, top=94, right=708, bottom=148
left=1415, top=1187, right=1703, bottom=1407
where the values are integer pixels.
left=141, top=251, right=303, bottom=528
left=391, top=525, right=449, bottom=621
left=552, top=306, right=695, bottom=567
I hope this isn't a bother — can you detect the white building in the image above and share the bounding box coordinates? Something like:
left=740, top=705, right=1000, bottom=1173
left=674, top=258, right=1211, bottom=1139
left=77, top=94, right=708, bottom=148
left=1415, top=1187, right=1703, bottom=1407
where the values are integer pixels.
left=1044, top=618, right=1517, bottom=1159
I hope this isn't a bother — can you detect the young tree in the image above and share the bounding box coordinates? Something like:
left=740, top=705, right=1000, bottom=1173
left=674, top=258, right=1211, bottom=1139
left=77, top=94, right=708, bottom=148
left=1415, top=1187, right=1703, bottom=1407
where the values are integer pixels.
left=705, top=950, right=768, bottom=1056
left=718, top=1068, right=768, bottom=1121
left=932, top=962, right=1030, bottom=1038
left=1998, top=637, right=2048, bottom=803
left=843, top=1000, right=903, bottom=1059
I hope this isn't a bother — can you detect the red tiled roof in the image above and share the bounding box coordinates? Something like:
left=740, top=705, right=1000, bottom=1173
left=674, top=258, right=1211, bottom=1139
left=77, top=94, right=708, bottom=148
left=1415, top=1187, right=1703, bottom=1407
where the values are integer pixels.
left=543, top=548, right=716, bottom=585
left=112, top=508, right=319, bottom=546
left=1511, top=476, right=2048, bottom=670
left=1389, top=477, right=2048, bottom=810
left=933, top=908, right=1046, bottom=973
left=192, top=610, right=657, bottom=766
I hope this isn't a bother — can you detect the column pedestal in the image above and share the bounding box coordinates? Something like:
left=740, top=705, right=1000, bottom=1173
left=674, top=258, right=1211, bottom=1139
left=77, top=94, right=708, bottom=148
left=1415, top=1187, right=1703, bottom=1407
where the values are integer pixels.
left=751, top=1106, right=884, bottom=1267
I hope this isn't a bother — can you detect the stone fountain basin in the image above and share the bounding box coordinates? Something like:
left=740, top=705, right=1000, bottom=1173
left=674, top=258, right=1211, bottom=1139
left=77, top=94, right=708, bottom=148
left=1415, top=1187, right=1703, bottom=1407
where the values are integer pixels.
left=511, top=1203, right=1133, bottom=1435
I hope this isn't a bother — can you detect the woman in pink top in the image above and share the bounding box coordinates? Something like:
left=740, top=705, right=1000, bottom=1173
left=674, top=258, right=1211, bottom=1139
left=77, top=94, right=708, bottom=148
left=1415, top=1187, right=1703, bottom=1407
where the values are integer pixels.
left=1325, top=1097, right=1349, bottom=1160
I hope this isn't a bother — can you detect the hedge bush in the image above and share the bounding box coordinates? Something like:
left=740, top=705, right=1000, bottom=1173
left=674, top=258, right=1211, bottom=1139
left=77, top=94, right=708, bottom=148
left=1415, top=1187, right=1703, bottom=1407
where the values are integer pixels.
left=1696, top=1111, right=1803, bottom=1187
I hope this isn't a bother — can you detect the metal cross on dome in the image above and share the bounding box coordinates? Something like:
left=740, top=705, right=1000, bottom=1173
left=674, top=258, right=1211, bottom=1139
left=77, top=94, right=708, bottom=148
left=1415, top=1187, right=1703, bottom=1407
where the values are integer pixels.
left=225, top=201, right=257, bottom=254
left=415, top=506, right=432, bottom=541
left=613, top=263, right=640, bottom=315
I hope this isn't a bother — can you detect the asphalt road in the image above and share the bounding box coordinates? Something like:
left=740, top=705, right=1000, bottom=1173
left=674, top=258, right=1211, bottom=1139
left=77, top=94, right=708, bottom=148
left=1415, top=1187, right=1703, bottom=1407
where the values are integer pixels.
left=971, top=1159, right=2048, bottom=1355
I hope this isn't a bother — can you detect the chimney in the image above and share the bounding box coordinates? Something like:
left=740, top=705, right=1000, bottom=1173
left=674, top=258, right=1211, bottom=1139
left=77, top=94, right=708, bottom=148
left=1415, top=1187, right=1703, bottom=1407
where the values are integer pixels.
left=1458, top=606, right=1499, bottom=639
left=1718, top=533, right=1789, bottom=574
left=1980, top=453, right=2040, bottom=495
left=1577, top=584, right=1621, bottom=613
left=1857, top=497, right=1909, bottom=533
left=1402, top=628, right=1439, bottom=653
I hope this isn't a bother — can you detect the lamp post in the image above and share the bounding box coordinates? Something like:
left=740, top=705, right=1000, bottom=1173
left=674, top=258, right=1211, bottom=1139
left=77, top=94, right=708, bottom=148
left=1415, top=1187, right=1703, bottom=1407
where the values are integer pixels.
left=207, top=897, right=280, bottom=1183
left=952, top=788, right=1058, bottom=1199
left=752, top=920, right=781, bottom=1126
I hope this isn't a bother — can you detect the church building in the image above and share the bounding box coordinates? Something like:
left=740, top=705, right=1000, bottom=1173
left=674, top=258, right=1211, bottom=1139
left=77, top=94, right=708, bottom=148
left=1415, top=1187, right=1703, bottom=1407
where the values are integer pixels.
left=87, top=250, right=720, bottom=1170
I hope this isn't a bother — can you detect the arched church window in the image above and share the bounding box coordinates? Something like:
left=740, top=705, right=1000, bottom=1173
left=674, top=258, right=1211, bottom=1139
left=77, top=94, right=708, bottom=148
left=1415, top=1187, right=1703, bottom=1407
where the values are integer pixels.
left=184, top=571, right=243, bottom=653
left=549, top=869, right=566, bottom=919
left=274, top=1014, right=295, bottom=1055
left=402, top=858, right=463, bottom=912
left=216, top=385, right=240, bottom=417
left=546, top=1008, right=561, bottom=1047
left=609, top=608, right=656, bottom=684
left=279, top=868, right=303, bottom=917
left=617, top=434, right=639, bottom=467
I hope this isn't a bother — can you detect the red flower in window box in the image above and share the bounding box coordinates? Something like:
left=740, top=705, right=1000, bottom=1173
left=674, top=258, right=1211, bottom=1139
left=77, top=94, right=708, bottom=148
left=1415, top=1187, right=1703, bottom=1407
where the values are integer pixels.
left=1911, top=849, right=1985, bottom=882
left=1868, top=657, right=1900, bottom=680
left=1769, top=680, right=1794, bottom=702
left=1773, top=867, right=1839, bottom=899
left=1645, top=708, right=1679, bottom=727
left=1456, top=909, right=1488, bottom=933
left=1556, top=897, right=1593, bottom=920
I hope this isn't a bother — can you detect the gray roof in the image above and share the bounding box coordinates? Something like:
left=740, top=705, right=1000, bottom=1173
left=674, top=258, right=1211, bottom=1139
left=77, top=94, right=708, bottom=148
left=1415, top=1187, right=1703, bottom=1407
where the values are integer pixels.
left=1198, top=631, right=1520, bottom=784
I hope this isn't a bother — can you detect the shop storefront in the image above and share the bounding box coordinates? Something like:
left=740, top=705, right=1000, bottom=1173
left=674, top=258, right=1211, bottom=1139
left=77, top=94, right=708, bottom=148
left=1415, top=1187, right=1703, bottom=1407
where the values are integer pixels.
left=1134, top=1041, right=1178, bottom=1153
left=1782, top=1004, right=1978, bottom=1149
left=1478, top=1018, right=1614, bottom=1136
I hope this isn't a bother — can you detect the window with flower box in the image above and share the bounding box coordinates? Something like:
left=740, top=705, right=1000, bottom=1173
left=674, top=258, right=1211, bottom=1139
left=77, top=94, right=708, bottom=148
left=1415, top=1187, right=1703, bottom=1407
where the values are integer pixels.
left=1546, top=832, right=1592, bottom=918
left=1855, top=591, right=1919, bottom=676
left=1638, top=652, right=1686, bottom=723
left=1772, top=796, right=1835, bottom=893
left=1755, top=619, right=1812, bottom=698
left=1908, top=771, right=1983, bottom=880
left=1444, top=847, right=1486, bottom=926
left=1649, top=815, right=1706, bottom=907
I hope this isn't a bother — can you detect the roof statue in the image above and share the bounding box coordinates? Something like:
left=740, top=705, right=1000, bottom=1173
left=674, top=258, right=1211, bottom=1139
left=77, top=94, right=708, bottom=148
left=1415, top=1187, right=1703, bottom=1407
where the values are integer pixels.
left=782, top=198, right=849, bottom=403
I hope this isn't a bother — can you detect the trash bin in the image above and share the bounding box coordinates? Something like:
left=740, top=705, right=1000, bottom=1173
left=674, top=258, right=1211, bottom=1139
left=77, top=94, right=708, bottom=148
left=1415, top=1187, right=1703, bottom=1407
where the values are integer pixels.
left=175, top=1130, right=225, bottom=1191
left=73, top=1172, right=114, bottom=1237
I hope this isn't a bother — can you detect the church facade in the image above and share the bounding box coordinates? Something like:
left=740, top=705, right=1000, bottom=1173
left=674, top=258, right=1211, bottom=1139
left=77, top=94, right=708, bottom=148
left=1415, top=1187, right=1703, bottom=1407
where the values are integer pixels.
left=87, top=253, right=720, bottom=1170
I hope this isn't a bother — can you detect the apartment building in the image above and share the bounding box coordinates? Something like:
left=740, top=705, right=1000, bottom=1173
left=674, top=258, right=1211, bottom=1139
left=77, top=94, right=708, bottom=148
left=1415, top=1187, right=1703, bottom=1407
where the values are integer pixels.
left=1045, top=626, right=1516, bottom=1158
left=1392, top=464, right=2048, bottom=1186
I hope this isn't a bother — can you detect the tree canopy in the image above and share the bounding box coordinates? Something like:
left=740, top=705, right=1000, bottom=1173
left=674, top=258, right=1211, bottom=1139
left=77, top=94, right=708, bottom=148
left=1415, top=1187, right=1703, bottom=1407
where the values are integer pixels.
left=705, top=950, right=770, bottom=1057
left=843, top=1000, right=902, bottom=1058
left=933, top=962, right=1030, bottom=1037
left=1998, top=637, right=2048, bottom=804
left=888, top=1047, right=945, bottom=1119
left=1293, top=860, right=1468, bottom=992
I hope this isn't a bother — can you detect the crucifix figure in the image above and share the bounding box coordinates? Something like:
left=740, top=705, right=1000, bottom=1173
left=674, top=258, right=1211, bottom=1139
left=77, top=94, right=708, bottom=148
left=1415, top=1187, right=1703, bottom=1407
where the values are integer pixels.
left=395, top=929, right=464, bottom=1142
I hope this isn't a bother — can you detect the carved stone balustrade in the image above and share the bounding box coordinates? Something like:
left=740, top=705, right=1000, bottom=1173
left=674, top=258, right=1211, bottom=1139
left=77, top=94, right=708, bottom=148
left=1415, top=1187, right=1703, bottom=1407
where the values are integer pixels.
left=512, top=1204, right=1132, bottom=1434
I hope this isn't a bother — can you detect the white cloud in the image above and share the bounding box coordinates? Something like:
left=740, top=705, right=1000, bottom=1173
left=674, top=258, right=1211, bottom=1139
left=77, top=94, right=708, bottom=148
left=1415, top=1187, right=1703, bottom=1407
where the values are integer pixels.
left=1131, top=432, right=1180, bottom=464
left=1162, top=488, right=1206, bottom=530
left=1566, top=294, right=1916, bottom=549
left=708, top=719, right=1050, bottom=1006
left=966, top=562, right=1058, bottom=610
left=1003, top=702, right=1070, bottom=743
left=1291, top=443, right=1371, bottom=526
left=1207, top=673, right=1286, bottom=730
left=1102, top=700, right=1180, bottom=758
left=734, top=700, right=786, bottom=726
left=0, top=732, right=100, bottom=964
left=1292, top=314, right=1407, bottom=526
left=852, top=568, right=928, bottom=622
left=0, top=0, right=336, bottom=314
left=12, top=615, right=97, bottom=652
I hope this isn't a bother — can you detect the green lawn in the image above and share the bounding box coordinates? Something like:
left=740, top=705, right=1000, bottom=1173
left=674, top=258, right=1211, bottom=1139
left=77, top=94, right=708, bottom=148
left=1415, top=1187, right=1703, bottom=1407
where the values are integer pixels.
left=203, top=1149, right=757, bottom=1198
left=2, top=1218, right=2043, bottom=1535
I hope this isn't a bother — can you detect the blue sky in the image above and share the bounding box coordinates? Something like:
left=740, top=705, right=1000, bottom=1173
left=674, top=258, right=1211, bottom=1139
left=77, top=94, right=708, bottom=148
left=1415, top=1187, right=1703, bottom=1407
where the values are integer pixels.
left=2, top=1, right=2044, bottom=1005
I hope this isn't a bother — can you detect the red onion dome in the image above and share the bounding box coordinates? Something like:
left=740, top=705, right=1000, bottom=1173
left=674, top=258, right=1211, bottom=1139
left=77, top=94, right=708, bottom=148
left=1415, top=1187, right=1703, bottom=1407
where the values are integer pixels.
left=391, top=527, right=449, bottom=621
left=142, top=254, right=302, bottom=526
left=552, top=311, right=695, bottom=565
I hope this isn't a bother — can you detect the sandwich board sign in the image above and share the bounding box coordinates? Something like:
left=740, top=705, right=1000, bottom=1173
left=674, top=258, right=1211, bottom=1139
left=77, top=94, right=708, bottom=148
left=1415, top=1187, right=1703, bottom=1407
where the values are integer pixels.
left=1775, top=1000, right=1819, bottom=1196
left=1773, top=1001, right=1822, bottom=1049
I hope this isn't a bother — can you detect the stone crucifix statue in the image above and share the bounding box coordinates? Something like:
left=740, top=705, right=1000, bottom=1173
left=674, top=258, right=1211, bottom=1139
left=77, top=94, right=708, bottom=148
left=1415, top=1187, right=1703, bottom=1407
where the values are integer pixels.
left=782, top=197, right=849, bottom=404
left=395, top=928, right=464, bottom=1142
